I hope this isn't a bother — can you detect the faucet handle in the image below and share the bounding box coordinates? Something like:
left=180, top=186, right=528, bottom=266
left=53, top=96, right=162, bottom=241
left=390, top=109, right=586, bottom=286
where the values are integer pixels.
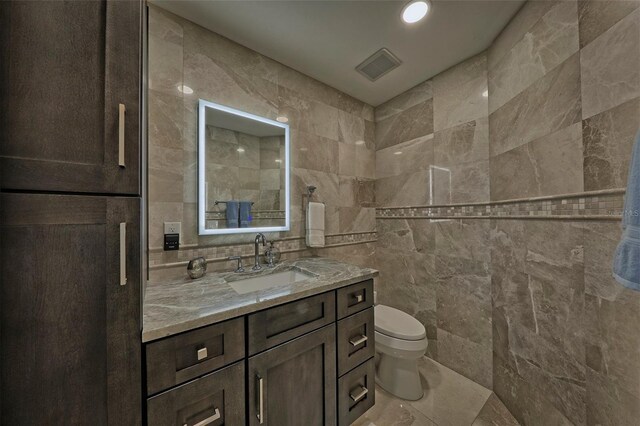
left=228, top=256, right=245, bottom=273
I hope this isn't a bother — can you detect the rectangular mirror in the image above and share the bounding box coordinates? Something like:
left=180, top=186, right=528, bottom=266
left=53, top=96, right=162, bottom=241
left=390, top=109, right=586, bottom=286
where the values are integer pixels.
left=198, top=99, right=290, bottom=235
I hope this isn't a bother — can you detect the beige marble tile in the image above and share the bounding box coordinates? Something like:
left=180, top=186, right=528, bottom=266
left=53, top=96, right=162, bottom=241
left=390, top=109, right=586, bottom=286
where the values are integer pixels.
left=355, top=145, right=376, bottom=180
left=433, top=52, right=488, bottom=132
left=431, top=159, right=490, bottom=204
left=375, top=79, right=433, bottom=122
left=376, top=135, right=433, bottom=179
left=375, top=99, right=434, bottom=150
left=338, top=142, right=356, bottom=176
left=409, top=357, right=492, bottom=426
left=336, top=92, right=374, bottom=121
left=580, top=7, right=640, bottom=119
left=148, top=5, right=183, bottom=44
left=472, top=393, right=520, bottom=426
left=338, top=207, right=376, bottom=233
left=291, top=130, right=339, bottom=174
left=491, top=220, right=586, bottom=425
left=488, top=1, right=579, bottom=113
left=375, top=171, right=430, bottom=207
left=578, top=0, right=640, bottom=48
left=489, top=53, right=581, bottom=157
left=337, top=109, right=365, bottom=145
left=435, top=255, right=491, bottom=346
left=352, top=386, right=438, bottom=426
left=437, top=328, right=493, bottom=389
left=493, top=360, right=574, bottom=426
left=148, top=7, right=184, bottom=94
left=278, top=85, right=339, bottom=141
left=489, top=0, right=558, bottom=70
left=583, top=97, right=640, bottom=191
left=338, top=176, right=357, bottom=207
left=490, top=123, right=584, bottom=201
left=149, top=146, right=184, bottom=203
left=433, top=117, right=488, bottom=167
left=148, top=89, right=183, bottom=150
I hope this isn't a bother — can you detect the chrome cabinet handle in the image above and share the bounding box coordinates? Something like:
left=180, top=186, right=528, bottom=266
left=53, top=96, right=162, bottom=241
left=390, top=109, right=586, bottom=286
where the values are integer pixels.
left=256, top=374, right=264, bottom=424
left=197, top=347, right=208, bottom=361
left=350, top=386, right=368, bottom=403
left=183, top=408, right=221, bottom=426
left=349, top=335, right=368, bottom=347
left=118, top=103, right=126, bottom=167
left=354, top=294, right=364, bottom=303
left=119, top=222, right=127, bottom=286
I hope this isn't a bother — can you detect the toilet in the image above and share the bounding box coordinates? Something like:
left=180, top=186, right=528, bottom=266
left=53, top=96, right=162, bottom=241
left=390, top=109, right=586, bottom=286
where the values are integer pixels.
left=374, top=304, right=428, bottom=401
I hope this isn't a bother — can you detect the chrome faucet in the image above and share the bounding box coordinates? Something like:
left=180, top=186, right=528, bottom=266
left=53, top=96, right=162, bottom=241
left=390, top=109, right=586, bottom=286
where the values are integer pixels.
left=253, top=233, right=267, bottom=270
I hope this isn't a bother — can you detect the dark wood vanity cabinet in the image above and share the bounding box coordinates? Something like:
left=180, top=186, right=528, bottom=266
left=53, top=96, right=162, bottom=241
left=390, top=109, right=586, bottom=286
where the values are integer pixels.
left=144, top=280, right=375, bottom=426
left=0, top=0, right=141, bottom=194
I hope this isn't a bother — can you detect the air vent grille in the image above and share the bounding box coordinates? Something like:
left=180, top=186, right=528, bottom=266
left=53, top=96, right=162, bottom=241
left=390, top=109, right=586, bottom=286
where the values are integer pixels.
left=356, top=48, right=401, bottom=81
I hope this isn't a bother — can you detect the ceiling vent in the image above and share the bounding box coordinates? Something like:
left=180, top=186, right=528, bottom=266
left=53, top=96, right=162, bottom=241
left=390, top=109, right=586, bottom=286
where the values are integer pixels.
left=356, top=48, right=402, bottom=81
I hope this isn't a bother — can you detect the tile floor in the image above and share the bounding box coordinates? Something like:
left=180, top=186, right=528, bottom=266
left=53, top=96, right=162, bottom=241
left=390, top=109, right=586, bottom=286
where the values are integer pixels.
left=353, top=357, right=520, bottom=426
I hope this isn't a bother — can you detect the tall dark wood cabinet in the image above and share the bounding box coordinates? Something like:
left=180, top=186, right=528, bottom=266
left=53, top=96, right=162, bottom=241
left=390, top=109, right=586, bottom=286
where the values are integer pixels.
left=0, top=0, right=140, bottom=194
left=0, top=1, right=143, bottom=424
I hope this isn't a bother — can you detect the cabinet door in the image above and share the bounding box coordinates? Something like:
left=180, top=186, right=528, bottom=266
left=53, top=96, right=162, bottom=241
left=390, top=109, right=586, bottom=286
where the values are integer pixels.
left=0, top=193, right=141, bottom=425
left=248, top=324, right=337, bottom=426
left=0, top=0, right=141, bottom=194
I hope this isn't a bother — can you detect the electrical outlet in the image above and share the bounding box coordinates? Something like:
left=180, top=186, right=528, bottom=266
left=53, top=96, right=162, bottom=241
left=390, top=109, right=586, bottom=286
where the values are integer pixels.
left=164, top=222, right=181, bottom=235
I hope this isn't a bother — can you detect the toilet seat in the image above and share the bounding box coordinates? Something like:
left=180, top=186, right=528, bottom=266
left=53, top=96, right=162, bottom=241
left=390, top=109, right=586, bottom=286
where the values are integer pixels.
left=375, top=305, right=426, bottom=341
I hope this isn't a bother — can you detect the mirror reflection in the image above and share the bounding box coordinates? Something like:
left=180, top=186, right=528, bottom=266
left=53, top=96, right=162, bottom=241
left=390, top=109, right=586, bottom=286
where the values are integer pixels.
left=198, top=100, right=290, bottom=235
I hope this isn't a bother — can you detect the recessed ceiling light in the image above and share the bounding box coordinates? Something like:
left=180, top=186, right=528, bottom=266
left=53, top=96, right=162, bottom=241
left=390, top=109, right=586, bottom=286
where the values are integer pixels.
left=275, top=159, right=282, bottom=163
left=482, top=90, right=489, bottom=97
left=237, top=147, right=245, bottom=153
left=276, top=116, right=289, bottom=123
left=402, top=1, right=430, bottom=24
left=177, top=84, right=193, bottom=94
left=394, top=151, right=403, bottom=155
left=355, top=140, right=365, bottom=146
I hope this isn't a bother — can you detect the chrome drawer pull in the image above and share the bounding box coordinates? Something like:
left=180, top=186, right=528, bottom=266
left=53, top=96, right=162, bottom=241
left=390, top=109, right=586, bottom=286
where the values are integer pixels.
left=354, top=294, right=363, bottom=303
left=118, top=103, right=126, bottom=167
left=184, top=408, right=221, bottom=426
left=349, top=335, right=368, bottom=347
left=350, top=386, right=368, bottom=403
left=257, top=374, right=264, bottom=424
left=119, top=222, right=127, bottom=286
left=197, top=347, right=208, bottom=361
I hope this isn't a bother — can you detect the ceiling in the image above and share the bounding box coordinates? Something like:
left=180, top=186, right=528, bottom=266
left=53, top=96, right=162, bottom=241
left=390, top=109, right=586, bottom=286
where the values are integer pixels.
left=151, top=0, right=525, bottom=106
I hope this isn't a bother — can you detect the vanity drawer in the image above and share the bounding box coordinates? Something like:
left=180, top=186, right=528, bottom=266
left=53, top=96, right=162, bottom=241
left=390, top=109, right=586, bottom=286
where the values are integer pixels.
left=147, top=361, right=245, bottom=426
left=336, top=280, right=373, bottom=320
left=146, top=317, right=245, bottom=395
left=248, top=291, right=336, bottom=355
left=338, top=358, right=376, bottom=426
left=337, top=307, right=375, bottom=376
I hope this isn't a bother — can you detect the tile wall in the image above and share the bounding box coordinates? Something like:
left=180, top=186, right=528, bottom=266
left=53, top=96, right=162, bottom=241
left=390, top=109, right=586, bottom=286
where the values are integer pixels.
left=147, top=5, right=376, bottom=279
left=374, top=0, right=640, bottom=423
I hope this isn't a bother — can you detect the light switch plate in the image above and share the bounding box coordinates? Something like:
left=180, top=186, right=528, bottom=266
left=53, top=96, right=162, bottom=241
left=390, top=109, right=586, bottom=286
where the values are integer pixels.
left=164, top=222, right=181, bottom=235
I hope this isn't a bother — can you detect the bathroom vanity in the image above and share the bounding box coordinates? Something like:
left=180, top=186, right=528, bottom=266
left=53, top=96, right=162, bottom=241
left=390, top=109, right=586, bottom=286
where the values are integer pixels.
left=143, top=258, right=378, bottom=426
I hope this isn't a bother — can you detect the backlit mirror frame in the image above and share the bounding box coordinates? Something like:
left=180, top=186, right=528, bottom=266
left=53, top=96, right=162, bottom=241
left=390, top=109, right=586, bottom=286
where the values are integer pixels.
left=198, top=99, right=290, bottom=235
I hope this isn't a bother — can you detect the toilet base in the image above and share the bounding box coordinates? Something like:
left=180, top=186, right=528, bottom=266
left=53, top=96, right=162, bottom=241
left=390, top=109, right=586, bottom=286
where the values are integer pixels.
left=375, top=352, right=424, bottom=401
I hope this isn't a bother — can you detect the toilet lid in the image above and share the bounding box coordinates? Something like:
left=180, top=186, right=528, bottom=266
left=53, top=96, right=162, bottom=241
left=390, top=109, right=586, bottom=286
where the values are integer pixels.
left=375, top=305, right=426, bottom=341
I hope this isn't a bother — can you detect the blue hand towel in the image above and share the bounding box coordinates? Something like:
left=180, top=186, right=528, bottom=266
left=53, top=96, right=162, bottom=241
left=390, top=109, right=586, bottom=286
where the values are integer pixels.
left=613, top=130, right=640, bottom=291
left=226, top=200, right=239, bottom=228
left=239, top=201, right=252, bottom=228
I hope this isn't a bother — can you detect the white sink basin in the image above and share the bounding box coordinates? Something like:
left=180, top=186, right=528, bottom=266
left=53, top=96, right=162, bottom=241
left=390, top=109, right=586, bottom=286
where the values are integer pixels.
left=227, top=270, right=313, bottom=295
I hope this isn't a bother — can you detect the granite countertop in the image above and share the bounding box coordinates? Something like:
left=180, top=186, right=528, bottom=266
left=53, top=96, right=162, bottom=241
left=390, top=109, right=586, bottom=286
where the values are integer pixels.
left=142, top=257, right=378, bottom=342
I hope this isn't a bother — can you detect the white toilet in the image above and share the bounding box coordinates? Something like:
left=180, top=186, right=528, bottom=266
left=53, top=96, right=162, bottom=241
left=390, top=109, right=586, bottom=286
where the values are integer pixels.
left=374, top=304, right=428, bottom=400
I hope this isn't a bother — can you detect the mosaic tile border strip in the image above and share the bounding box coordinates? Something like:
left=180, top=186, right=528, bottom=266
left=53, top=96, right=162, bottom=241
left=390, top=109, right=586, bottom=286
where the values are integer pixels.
left=376, top=189, right=626, bottom=220
left=149, top=232, right=377, bottom=269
